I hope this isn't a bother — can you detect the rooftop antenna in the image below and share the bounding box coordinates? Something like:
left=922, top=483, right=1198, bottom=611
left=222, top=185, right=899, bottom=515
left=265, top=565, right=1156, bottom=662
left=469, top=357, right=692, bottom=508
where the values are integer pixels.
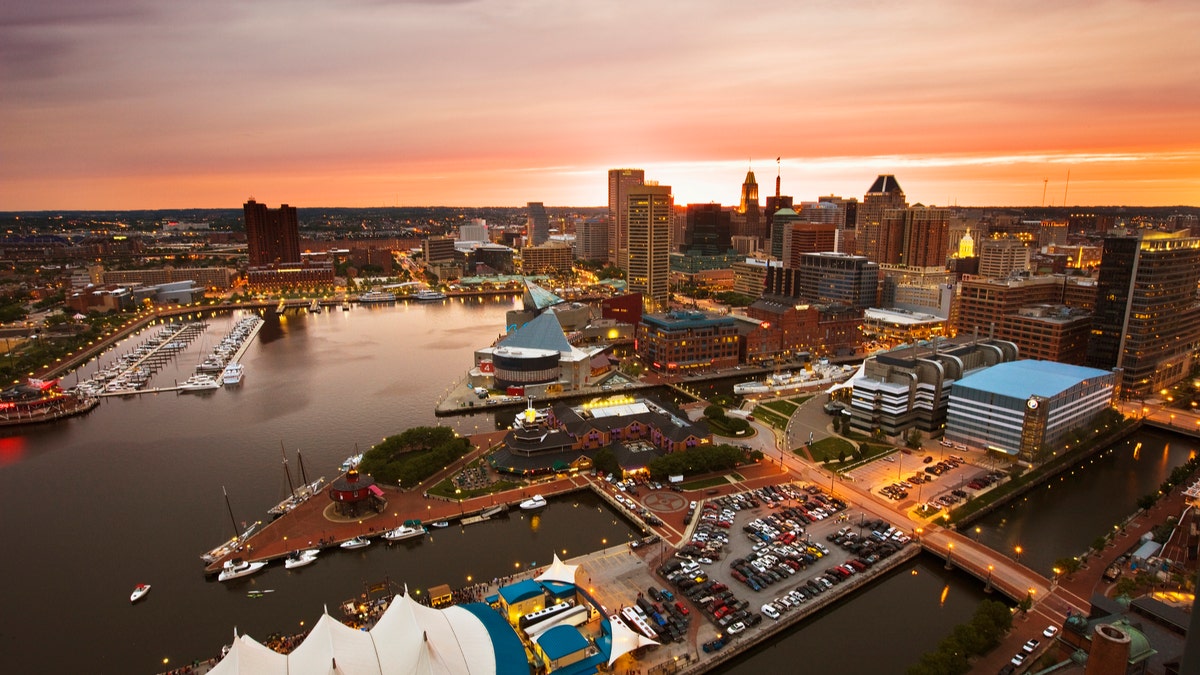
left=775, top=157, right=781, bottom=201
left=1041, top=179, right=1048, bottom=207
left=1062, top=169, right=1071, bottom=207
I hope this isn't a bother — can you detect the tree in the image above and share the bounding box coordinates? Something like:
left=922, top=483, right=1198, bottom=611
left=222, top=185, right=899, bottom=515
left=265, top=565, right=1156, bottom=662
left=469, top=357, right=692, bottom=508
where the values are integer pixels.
left=593, top=447, right=620, bottom=477
left=906, top=428, right=923, bottom=449
left=1137, top=493, right=1158, bottom=511
left=703, top=404, right=727, bottom=420
left=837, top=449, right=847, bottom=463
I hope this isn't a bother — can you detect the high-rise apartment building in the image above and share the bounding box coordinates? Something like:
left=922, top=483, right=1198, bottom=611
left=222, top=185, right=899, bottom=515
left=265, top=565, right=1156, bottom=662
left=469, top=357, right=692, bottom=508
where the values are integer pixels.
left=526, top=202, right=550, bottom=246
left=607, top=168, right=645, bottom=269
left=766, top=252, right=878, bottom=309
left=855, top=175, right=907, bottom=261
left=766, top=195, right=794, bottom=260
left=626, top=184, right=673, bottom=310
left=782, top=222, right=837, bottom=268
left=897, top=206, right=950, bottom=268
left=1085, top=230, right=1200, bottom=397
left=458, top=219, right=488, bottom=243
left=244, top=199, right=300, bottom=266
left=683, top=204, right=732, bottom=255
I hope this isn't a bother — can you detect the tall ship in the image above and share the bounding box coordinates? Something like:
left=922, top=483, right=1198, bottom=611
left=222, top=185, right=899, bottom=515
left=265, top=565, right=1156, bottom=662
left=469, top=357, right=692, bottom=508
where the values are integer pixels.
left=358, top=291, right=397, bottom=303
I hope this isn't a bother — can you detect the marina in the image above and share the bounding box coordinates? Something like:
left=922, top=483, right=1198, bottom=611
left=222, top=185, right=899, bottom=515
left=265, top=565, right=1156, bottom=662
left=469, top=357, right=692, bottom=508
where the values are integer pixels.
left=1, top=301, right=1193, bottom=674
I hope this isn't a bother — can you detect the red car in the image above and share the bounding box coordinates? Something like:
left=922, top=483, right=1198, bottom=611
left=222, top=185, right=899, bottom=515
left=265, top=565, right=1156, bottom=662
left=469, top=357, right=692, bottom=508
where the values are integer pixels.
left=675, top=601, right=689, bottom=615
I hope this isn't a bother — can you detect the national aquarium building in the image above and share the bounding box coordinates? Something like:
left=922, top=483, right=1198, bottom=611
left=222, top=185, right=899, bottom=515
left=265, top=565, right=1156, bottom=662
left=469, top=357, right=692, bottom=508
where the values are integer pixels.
left=945, top=360, right=1116, bottom=462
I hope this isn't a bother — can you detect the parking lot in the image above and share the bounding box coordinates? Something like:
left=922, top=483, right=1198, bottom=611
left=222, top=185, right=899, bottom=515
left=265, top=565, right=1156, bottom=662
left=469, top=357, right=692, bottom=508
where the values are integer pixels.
left=649, top=482, right=916, bottom=653
left=849, top=448, right=1006, bottom=517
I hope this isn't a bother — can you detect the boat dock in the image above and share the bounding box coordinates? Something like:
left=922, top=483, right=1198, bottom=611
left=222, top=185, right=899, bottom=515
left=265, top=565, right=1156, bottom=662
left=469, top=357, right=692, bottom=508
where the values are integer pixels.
left=80, top=322, right=205, bottom=397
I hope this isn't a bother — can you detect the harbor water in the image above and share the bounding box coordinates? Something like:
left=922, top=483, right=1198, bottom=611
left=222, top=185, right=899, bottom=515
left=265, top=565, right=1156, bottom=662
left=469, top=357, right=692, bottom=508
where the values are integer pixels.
left=0, top=297, right=1186, bottom=673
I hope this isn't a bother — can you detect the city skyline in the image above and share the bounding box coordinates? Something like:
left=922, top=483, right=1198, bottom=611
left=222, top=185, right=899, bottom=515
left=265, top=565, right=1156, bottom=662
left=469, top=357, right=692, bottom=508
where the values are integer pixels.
left=2, top=1, right=1198, bottom=210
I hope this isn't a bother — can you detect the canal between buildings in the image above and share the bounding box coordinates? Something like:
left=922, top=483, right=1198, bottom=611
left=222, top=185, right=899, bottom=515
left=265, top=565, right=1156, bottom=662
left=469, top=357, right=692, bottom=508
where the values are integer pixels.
left=0, top=298, right=1193, bottom=673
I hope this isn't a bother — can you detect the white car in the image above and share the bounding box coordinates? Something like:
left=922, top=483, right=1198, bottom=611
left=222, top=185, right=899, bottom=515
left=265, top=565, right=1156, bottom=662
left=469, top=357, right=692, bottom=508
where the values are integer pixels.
left=726, top=621, right=746, bottom=635
left=760, top=604, right=781, bottom=620
left=1043, top=625, right=1059, bottom=638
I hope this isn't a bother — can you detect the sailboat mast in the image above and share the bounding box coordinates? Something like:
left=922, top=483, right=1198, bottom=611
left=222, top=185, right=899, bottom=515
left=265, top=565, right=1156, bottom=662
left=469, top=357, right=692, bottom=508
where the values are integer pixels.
left=223, top=486, right=240, bottom=539
left=280, top=441, right=295, bottom=496
left=297, top=449, right=310, bottom=485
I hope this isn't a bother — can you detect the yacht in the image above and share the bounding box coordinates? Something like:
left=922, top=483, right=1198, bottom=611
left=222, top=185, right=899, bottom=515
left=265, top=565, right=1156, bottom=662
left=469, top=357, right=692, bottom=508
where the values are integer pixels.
left=340, top=453, right=363, bottom=473
left=221, top=362, right=245, bottom=385
left=519, top=494, right=547, bottom=511
left=339, top=536, right=371, bottom=550
left=382, top=524, right=426, bottom=542
left=217, top=558, right=267, bottom=582
left=180, top=374, right=220, bottom=392
left=414, top=289, right=446, bottom=302
left=358, top=291, right=397, bottom=303
left=283, top=549, right=320, bottom=569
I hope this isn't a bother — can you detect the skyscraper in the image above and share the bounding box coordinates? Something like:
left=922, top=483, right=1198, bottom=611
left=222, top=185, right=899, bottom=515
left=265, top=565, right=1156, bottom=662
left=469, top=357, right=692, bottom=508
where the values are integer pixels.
left=735, top=169, right=763, bottom=242
left=526, top=202, right=550, bottom=246
left=1085, top=230, right=1200, bottom=397
left=855, top=175, right=907, bottom=261
left=244, top=199, right=300, bottom=266
left=607, top=168, right=645, bottom=269
left=626, top=184, right=673, bottom=310
left=897, top=206, right=950, bottom=268
left=683, top=203, right=732, bottom=255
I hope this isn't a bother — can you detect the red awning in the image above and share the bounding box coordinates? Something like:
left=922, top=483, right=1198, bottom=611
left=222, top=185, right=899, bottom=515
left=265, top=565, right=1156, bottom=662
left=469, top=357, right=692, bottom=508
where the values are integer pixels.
left=368, top=485, right=384, bottom=498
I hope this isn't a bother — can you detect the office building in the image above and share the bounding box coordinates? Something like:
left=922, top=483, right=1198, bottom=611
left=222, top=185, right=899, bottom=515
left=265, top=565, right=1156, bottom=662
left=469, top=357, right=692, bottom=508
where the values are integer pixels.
left=855, top=175, right=907, bottom=261
left=1086, top=230, right=1200, bottom=397
left=575, top=218, right=608, bottom=262
left=526, top=202, right=550, bottom=246
left=625, top=184, right=673, bottom=310
left=607, top=168, right=645, bottom=268
left=734, top=170, right=763, bottom=242
left=946, top=360, right=1116, bottom=460
left=683, top=203, right=732, bottom=255
left=766, top=252, right=879, bottom=310
left=782, top=221, right=838, bottom=268
left=244, top=199, right=300, bottom=266
left=521, top=242, right=574, bottom=275
left=897, top=206, right=950, bottom=268
left=458, top=220, right=488, bottom=243
left=766, top=195, right=794, bottom=260
left=636, top=310, right=740, bottom=373
left=978, top=236, right=1031, bottom=278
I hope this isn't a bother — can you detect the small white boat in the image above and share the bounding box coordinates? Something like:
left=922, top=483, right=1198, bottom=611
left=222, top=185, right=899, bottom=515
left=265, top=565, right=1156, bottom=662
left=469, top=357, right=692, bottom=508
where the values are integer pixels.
left=340, top=453, right=363, bottom=472
left=218, top=559, right=267, bottom=582
left=382, top=524, right=427, bottom=541
left=429, top=521, right=450, bottom=529
left=339, top=536, right=371, bottom=550
left=221, top=362, right=244, bottom=385
left=283, top=549, right=320, bottom=569
left=130, top=583, right=151, bottom=603
left=519, top=495, right=547, bottom=511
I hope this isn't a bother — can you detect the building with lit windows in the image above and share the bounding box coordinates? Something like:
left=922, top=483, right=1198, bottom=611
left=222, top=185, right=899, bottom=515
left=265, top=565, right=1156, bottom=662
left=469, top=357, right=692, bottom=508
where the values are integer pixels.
left=607, top=168, right=645, bottom=268
left=636, top=310, right=739, bottom=373
left=1086, top=230, right=1200, bottom=398
left=625, top=184, right=673, bottom=310
left=946, top=360, right=1116, bottom=461
left=244, top=199, right=300, bottom=266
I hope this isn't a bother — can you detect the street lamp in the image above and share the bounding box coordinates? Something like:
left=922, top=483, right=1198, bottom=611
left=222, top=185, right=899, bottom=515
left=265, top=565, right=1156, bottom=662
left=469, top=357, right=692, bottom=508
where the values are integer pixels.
left=985, top=564, right=994, bottom=593
left=1014, top=545, right=1023, bottom=563
left=945, top=542, right=954, bottom=570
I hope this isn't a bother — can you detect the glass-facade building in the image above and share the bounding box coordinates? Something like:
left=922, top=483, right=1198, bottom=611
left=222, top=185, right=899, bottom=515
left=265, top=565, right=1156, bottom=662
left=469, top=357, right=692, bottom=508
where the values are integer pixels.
left=946, top=360, right=1116, bottom=461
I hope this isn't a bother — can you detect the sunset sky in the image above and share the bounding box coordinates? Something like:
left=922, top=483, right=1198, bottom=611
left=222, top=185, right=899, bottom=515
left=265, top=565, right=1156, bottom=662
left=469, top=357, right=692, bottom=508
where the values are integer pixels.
left=2, top=0, right=1198, bottom=210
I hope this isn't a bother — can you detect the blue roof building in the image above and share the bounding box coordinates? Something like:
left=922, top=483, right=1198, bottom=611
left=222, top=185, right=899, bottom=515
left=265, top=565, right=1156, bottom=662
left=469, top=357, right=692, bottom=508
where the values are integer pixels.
left=947, top=360, right=1116, bottom=460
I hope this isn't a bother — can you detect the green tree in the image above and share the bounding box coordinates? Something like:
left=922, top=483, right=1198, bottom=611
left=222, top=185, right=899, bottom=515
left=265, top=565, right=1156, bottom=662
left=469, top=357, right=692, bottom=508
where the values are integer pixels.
left=906, top=428, right=923, bottom=449
left=593, top=447, right=620, bottom=477
left=1137, top=493, right=1158, bottom=511
left=703, top=404, right=727, bottom=420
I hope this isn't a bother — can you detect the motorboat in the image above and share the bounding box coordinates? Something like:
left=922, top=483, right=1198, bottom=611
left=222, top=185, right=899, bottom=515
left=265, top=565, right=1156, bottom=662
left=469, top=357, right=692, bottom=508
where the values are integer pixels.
left=218, top=558, right=267, bottom=582
left=382, top=524, right=427, bottom=541
left=339, top=536, right=371, bottom=550
left=519, top=495, right=547, bottom=511
left=340, top=453, right=363, bottom=472
left=180, top=374, right=221, bottom=392
left=130, top=583, right=151, bottom=603
left=283, top=549, right=320, bottom=569
left=414, top=289, right=446, bottom=302
left=221, top=362, right=245, bottom=385
left=428, top=521, right=450, bottom=529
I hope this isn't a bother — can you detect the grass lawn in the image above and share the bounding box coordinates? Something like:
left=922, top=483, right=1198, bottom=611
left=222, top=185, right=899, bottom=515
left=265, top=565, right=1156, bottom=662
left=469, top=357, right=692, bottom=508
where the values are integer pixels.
left=759, top=399, right=798, bottom=417
left=708, top=416, right=755, bottom=437
left=806, top=437, right=856, bottom=462
left=787, top=395, right=814, bottom=406
left=752, top=407, right=790, bottom=430
left=427, top=477, right=521, bottom=500
left=679, top=476, right=731, bottom=491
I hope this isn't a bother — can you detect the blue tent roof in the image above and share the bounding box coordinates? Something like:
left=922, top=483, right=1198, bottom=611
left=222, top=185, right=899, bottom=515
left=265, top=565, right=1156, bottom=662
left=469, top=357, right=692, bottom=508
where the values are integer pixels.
left=458, top=603, right=528, bottom=675
left=498, top=578, right=544, bottom=605
left=500, top=311, right=572, bottom=353
left=952, top=360, right=1112, bottom=400
left=538, top=624, right=588, bottom=660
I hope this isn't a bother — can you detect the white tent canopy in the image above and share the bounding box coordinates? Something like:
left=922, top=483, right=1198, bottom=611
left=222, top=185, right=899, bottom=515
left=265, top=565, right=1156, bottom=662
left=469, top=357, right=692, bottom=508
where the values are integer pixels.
left=606, top=617, right=658, bottom=666
left=534, top=553, right=579, bottom=585
left=206, top=592, right=500, bottom=675
left=208, top=632, right=287, bottom=675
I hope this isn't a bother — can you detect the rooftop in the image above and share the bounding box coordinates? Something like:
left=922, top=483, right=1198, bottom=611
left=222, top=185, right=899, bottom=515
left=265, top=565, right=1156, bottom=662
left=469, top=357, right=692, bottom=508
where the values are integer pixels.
left=952, top=360, right=1113, bottom=400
